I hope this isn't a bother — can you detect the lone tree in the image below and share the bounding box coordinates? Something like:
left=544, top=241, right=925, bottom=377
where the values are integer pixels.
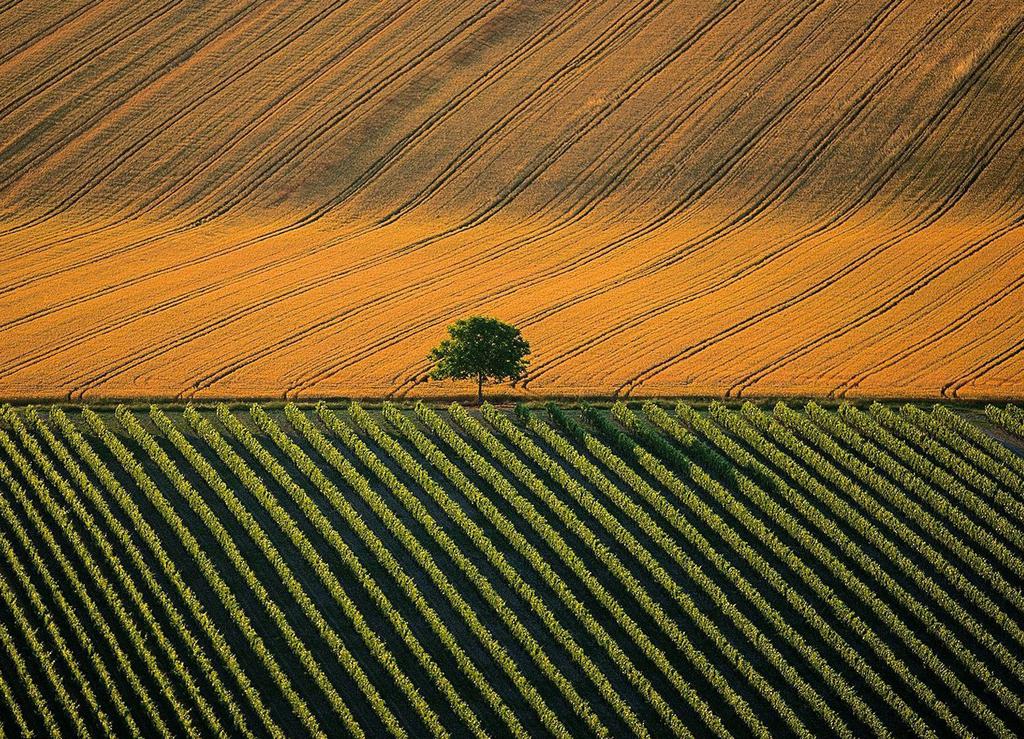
left=428, top=316, right=530, bottom=404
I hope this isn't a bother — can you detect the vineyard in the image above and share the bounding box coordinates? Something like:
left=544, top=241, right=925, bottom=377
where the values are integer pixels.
left=2, top=1, right=1024, bottom=399
left=0, top=399, right=1023, bottom=737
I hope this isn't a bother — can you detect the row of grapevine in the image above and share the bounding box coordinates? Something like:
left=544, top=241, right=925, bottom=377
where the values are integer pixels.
left=394, top=402, right=680, bottom=737
left=484, top=404, right=817, bottom=736
left=176, top=406, right=418, bottom=736
left=0, top=453, right=117, bottom=739
left=0, top=617, right=60, bottom=738
left=694, top=401, right=1023, bottom=684
left=607, top=401, right=983, bottom=736
left=790, top=404, right=1024, bottom=653
left=41, top=407, right=271, bottom=739
left=116, top=406, right=374, bottom=737
left=902, top=406, right=1024, bottom=507
left=5, top=407, right=229, bottom=737
left=462, top=403, right=773, bottom=736
left=727, top=403, right=1006, bottom=735
left=706, top=403, right=1024, bottom=730
left=877, top=406, right=997, bottom=495
left=240, top=402, right=482, bottom=737
left=0, top=421, right=179, bottom=738
left=0, top=535, right=109, bottom=737
left=819, top=406, right=1024, bottom=638
left=946, top=406, right=1024, bottom=482
left=666, top=402, right=896, bottom=734
left=524, top=405, right=859, bottom=736
left=78, top=407, right=325, bottom=737
left=577, top=402, right=931, bottom=735
left=142, top=405, right=391, bottom=737
left=1, top=400, right=1022, bottom=738
left=0, top=535, right=85, bottom=739
left=444, top=402, right=704, bottom=736
left=375, top=402, right=617, bottom=735
left=700, top=399, right=954, bottom=728
left=0, top=631, right=35, bottom=739
left=347, top=400, right=610, bottom=736
left=652, top=400, right=983, bottom=735
left=863, top=404, right=1021, bottom=555
left=770, top=404, right=1023, bottom=717
left=315, top=402, right=559, bottom=737
left=984, top=405, right=1024, bottom=458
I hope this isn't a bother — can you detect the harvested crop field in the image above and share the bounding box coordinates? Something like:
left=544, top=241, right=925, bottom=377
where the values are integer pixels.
left=1, top=0, right=1024, bottom=400
left=1, top=399, right=1024, bottom=737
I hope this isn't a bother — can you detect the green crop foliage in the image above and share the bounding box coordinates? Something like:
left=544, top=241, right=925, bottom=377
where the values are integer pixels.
left=0, top=401, right=1020, bottom=739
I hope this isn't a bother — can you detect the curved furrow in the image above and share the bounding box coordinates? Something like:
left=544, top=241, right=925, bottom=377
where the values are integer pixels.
left=148, top=0, right=699, bottom=244
left=0, top=0, right=583, bottom=277
left=178, top=0, right=942, bottom=358
left=718, top=60, right=1024, bottom=397
left=562, top=0, right=998, bottom=249
left=0, top=0, right=101, bottom=69
left=0, top=0, right=522, bottom=261
left=32, top=42, right=983, bottom=399
left=179, top=0, right=513, bottom=227
left=946, top=327, right=1024, bottom=397
left=266, top=66, right=900, bottom=396
left=64, top=225, right=543, bottom=398
left=0, top=0, right=185, bottom=123
left=0, top=0, right=602, bottom=350
left=264, top=0, right=601, bottom=230
left=278, top=0, right=832, bottom=393
left=623, top=206, right=1024, bottom=399
left=0, top=0, right=437, bottom=268
left=834, top=236, right=1024, bottom=396
left=95, top=0, right=485, bottom=225
left=522, top=0, right=855, bottom=218
left=943, top=313, right=1024, bottom=397
left=0, top=1, right=271, bottom=231
left=506, top=0, right=933, bottom=356
left=37, top=0, right=727, bottom=395
left=517, top=6, right=968, bottom=385
left=286, top=0, right=747, bottom=257
left=517, top=0, right=826, bottom=226
left=357, top=0, right=690, bottom=226
left=214, top=0, right=790, bottom=382
left=47, top=217, right=564, bottom=398
left=929, top=308, right=1024, bottom=392
left=0, top=0, right=510, bottom=280
left=521, top=0, right=1009, bottom=388
left=0, top=2, right=352, bottom=237
left=0, top=0, right=31, bottom=18
left=827, top=170, right=1024, bottom=395
left=0, top=212, right=381, bottom=333
left=154, top=0, right=670, bottom=269
left=0, top=1, right=266, bottom=180
left=0, top=0, right=741, bottom=332
left=324, top=0, right=753, bottom=265
left=63, top=280, right=419, bottom=400
left=516, top=2, right=956, bottom=382
left=614, top=189, right=1024, bottom=398
left=0, top=0, right=397, bottom=275
left=2, top=1, right=1020, bottom=399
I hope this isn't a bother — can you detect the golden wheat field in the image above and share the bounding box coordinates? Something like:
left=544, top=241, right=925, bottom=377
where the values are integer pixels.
left=1, top=0, right=1023, bottom=400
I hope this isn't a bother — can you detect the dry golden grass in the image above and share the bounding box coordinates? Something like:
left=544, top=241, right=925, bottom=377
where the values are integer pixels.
left=1, top=0, right=1022, bottom=400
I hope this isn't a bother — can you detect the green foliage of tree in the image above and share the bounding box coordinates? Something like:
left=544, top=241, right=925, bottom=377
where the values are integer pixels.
left=428, top=316, right=529, bottom=403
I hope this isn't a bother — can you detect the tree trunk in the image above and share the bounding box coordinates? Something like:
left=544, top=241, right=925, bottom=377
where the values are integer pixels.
left=477, top=374, right=484, bottom=405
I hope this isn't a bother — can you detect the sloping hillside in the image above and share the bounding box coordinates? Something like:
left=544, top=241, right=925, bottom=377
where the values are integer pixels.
left=1, top=0, right=1022, bottom=400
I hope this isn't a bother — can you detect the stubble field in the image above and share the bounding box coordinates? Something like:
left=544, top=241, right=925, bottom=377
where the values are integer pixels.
left=1, top=0, right=1023, bottom=400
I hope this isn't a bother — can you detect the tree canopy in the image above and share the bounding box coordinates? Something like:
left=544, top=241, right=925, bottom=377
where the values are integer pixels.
left=428, top=316, right=530, bottom=403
